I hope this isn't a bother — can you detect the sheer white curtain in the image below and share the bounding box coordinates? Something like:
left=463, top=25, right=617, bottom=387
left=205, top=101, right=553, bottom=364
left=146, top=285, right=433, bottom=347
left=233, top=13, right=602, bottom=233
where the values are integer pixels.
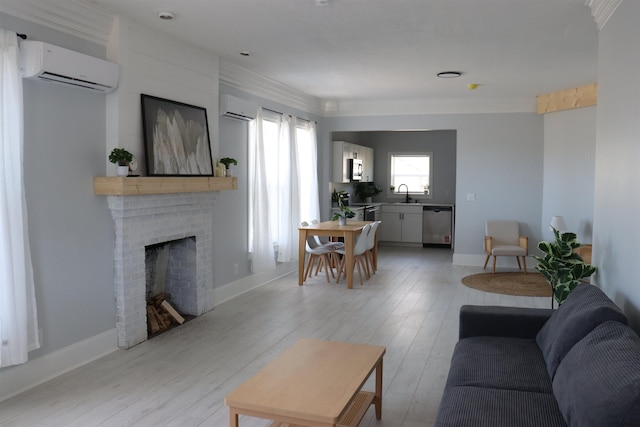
left=274, top=115, right=299, bottom=262
left=296, top=120, right=320, bottom=224
left=0, top=29, right=40, bottom=367
left=248, top=108, right=276, bottom=273
left=248, top=109, right=320, bottom=270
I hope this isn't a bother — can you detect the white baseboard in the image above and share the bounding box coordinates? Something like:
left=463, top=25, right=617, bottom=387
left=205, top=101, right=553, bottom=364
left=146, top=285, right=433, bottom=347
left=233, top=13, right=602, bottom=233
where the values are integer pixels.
left=0, top=265, right=298, bottom=404
left=212, top=261, right=296, bottom=307
left=0, top=328, right=117, bottom=403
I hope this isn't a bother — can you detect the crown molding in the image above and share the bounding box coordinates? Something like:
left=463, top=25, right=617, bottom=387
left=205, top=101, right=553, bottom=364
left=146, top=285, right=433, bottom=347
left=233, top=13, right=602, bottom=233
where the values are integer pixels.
left=219, top=60, right=325, bottom=116
left=586, top=0, right=623, bottom=30
left=4, top=2, right=538, bottom=117
left=322, top=97, right=537, bottom=117
left=0, top=0, right=114, bottom=45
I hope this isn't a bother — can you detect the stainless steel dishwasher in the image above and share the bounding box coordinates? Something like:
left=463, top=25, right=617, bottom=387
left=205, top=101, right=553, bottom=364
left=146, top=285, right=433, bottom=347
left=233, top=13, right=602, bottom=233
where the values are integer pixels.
left=422, top=206, right=453, bottom=247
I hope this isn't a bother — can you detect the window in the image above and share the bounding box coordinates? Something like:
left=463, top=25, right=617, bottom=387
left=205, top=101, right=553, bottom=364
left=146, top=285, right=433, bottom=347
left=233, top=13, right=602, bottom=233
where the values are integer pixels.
left=389, top=152, right=432, bottom=198
left=259, top=114, right=319, bottom=242
left=248, top=109, right=319, bottom=272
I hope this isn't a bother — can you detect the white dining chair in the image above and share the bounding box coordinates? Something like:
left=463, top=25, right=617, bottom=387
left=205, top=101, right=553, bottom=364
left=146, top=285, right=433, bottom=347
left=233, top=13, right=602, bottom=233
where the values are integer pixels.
left=335, top=223, right=372, bottom=286
left=301, top=221, right=335, bottom=282
left=364, top=221, right=381, bottom=275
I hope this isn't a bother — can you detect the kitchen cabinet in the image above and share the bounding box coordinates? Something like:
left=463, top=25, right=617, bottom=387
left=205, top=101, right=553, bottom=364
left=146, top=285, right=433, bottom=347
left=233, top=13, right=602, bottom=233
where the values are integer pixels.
left=379, top=205, right=422, bottom=243
left=332, top=141, right=374, bottom=183
left=361, top=146, right=374, bottom=182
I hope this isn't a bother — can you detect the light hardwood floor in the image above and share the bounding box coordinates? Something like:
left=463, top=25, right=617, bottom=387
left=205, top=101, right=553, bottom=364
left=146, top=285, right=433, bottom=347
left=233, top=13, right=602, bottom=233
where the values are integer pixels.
left=0, top=246, right=549, bottom=427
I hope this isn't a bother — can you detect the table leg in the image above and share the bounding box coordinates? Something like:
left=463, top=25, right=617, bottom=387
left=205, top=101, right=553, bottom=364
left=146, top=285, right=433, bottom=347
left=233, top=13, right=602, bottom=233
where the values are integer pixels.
left=375, top=357, right=383, bottom=420
left=344, top=231, right=354, bottom=289
left=229, top=408, right=239, bottom=427
left=298, top=229, right=307, bottom=285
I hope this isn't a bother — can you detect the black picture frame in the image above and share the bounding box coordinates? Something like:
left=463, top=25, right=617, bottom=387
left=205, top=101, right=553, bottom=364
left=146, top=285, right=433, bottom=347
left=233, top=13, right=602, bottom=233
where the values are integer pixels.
left=141, top=94, right=214, bottom=176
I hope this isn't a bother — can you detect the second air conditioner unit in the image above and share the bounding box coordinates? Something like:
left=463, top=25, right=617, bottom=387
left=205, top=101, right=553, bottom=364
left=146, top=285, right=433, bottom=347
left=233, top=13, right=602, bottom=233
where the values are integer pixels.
left=220, top=94, right=256, bottom=121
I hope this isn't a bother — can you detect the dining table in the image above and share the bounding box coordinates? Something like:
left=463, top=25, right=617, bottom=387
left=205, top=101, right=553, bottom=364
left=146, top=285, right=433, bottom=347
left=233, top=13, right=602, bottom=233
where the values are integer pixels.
left=298, top=220, right=376, bottom=289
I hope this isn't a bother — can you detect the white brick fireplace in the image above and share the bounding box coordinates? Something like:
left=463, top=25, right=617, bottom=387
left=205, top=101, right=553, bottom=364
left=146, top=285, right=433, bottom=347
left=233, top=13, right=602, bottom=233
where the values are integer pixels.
left=106, top=192, right=215, bottom=348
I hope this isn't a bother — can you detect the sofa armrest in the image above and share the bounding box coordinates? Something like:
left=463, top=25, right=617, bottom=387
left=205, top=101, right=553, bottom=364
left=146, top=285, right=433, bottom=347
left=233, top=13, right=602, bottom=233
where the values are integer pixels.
left=459, top=305, right=554, bottom=340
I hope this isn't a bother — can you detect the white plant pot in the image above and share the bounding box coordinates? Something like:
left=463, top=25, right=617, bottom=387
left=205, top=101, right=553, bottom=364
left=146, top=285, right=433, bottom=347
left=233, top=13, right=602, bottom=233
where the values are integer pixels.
left=116, top=165, right=129, bottom=176
left=338, top=217, right=347, bottom=226
left=226, top=166, right=234, bottom=177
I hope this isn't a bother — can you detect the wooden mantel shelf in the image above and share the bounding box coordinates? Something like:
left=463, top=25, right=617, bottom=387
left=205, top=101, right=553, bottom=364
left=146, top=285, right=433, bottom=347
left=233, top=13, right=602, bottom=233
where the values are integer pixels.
left=94, top=176, right=237, bottom=196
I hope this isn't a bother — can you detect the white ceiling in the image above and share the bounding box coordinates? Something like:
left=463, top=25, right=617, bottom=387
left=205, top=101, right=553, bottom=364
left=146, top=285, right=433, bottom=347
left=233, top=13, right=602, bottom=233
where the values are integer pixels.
left=6, top=0, right=600, bottom=105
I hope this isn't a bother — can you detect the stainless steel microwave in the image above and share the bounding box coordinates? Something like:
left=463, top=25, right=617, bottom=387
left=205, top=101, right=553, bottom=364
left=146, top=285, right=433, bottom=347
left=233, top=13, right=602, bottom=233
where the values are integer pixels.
left=348, top=158, right=363, bottom=181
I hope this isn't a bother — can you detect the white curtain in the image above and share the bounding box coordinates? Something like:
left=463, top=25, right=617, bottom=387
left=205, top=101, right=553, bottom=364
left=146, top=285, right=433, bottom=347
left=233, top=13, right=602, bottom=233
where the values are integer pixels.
left=297, top=120, right=320, bottom=224
left=248, top=109, right=320, bottom=270
left=275, top=115, right=300, bottom=262
left=0, top=29, right=40, bottom=367
left=248, top=108, right=276, bottom=273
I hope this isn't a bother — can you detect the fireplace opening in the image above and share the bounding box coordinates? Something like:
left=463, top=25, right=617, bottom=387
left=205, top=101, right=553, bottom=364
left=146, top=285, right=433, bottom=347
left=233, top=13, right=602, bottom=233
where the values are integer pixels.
left=145, top=236, right=197, bottom=338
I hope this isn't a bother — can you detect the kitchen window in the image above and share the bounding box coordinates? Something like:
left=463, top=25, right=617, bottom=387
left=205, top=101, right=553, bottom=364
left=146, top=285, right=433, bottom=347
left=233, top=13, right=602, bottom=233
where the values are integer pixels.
left=389, top=152, right=432, bottom=198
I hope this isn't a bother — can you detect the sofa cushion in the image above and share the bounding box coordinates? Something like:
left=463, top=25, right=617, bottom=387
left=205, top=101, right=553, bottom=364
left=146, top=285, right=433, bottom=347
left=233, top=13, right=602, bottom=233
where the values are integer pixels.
left=536, top=284, right=627, bottom=379
left=446, top=336, right=552, bottom=393
left=434, top=386, right=567, bottom=427
left=553, top=321, right=640, bottom=427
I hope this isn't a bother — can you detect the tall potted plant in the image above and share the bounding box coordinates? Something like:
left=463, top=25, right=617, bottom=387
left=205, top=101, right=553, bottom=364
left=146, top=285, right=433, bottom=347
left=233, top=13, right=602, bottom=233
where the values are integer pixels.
left=534, top=227, right=597, bottom=308
left=109, top=148, right=133, bottom=176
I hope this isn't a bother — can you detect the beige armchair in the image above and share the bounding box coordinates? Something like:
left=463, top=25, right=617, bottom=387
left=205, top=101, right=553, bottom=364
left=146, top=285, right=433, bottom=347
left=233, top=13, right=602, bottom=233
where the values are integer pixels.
left=483, top=220, right=528, bottom=273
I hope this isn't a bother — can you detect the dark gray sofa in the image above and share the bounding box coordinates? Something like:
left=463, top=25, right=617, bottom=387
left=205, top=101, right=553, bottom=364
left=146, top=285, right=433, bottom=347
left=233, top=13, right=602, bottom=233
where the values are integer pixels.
left=434, top=284, right=640, bottom=427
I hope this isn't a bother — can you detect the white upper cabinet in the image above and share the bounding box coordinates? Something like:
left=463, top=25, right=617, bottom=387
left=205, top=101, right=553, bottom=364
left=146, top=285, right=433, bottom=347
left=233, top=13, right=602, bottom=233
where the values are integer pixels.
left=332, top=141, right=374, bottom=183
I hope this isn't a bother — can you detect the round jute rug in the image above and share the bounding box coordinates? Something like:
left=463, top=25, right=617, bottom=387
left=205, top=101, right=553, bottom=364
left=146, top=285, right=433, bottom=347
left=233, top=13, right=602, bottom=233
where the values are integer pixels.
left=461, top=272, right=552, bottom=297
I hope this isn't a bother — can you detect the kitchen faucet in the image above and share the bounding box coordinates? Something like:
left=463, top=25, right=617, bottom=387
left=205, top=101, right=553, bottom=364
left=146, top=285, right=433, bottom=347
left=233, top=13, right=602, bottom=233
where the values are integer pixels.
left=397, top=183, right=410, bottom=203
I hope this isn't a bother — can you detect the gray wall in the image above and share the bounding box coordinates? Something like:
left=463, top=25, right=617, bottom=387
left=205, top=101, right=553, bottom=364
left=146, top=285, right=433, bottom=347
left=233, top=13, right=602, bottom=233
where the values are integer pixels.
left=593, top=0, right=640, bottom=330
left=332, top=130, right=457, bottom=205
left=542, top=107, right=596, bottom=242
left=1, top=13, right=114, bottom=360
left=323, top=113, right=544, bottom=260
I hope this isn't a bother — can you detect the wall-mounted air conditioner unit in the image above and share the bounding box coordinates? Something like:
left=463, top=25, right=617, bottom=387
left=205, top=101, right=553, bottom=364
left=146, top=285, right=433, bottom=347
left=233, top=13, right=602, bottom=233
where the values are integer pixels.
left=220, top=94, right=256, bottom=121
left=19, top=41, right=119, bottom=94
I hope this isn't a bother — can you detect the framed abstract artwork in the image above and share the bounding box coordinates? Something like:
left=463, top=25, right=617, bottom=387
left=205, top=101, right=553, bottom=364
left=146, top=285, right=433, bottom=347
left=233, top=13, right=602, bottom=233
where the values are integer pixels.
left=141, top=94, right=214, bottom=176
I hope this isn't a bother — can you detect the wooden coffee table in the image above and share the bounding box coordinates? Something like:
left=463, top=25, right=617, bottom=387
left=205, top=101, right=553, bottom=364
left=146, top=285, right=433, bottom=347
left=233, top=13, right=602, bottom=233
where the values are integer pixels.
left=225, top=338, right=386, bottom=427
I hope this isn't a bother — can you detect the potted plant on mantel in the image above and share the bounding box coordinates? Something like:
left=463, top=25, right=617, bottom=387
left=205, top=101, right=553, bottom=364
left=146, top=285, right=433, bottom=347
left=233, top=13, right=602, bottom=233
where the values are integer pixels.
left=219, top=157, right=238, bottom=177
left=331, top=198, right=355, bottom=226
left=534, top=227, right=597, bottom=308
left=109, top=148, right=133, bottom=177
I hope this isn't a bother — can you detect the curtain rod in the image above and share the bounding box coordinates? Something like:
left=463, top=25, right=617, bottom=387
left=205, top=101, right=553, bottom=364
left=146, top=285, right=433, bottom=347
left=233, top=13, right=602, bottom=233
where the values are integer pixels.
left=262, top=107, right=316, bottom=124
left=17, top=33, right=27, bottom=39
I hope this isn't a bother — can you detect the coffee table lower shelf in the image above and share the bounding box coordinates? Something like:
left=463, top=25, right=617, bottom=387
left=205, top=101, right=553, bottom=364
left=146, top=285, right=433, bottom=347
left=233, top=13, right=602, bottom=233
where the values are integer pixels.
left=268, top=391, right=375, bottom=427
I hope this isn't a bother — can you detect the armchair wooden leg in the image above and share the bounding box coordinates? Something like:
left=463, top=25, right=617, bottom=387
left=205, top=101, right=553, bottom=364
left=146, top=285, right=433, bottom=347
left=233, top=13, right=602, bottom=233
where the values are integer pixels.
left=483, top=255, right=490, bottom=270
left=492, top=256, right=496, bottom=274
left=516, top=256, right=522, bottom=270
left=522, top=256, right=527, bottom=273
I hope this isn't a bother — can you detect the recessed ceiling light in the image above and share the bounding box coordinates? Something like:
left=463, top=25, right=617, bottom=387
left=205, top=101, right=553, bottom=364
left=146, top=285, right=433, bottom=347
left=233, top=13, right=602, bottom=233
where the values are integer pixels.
left=158, top=11, right=175, bottom=20
left=437, top=71, right=462, bottom=78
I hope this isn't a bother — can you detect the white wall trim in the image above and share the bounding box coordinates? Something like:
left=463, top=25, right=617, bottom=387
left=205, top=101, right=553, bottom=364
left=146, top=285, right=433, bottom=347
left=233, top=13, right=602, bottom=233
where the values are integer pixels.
left=212, top=262, right=297, bottom=307
left=0, top=0, right=114, bottom=46
left=324, top=97, right=537, bottom=116
left=0, top=264, right=297, bottom=404
left=0, top=328, right=117, bottom=403
left=219, top=60, right=325, bottom=116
